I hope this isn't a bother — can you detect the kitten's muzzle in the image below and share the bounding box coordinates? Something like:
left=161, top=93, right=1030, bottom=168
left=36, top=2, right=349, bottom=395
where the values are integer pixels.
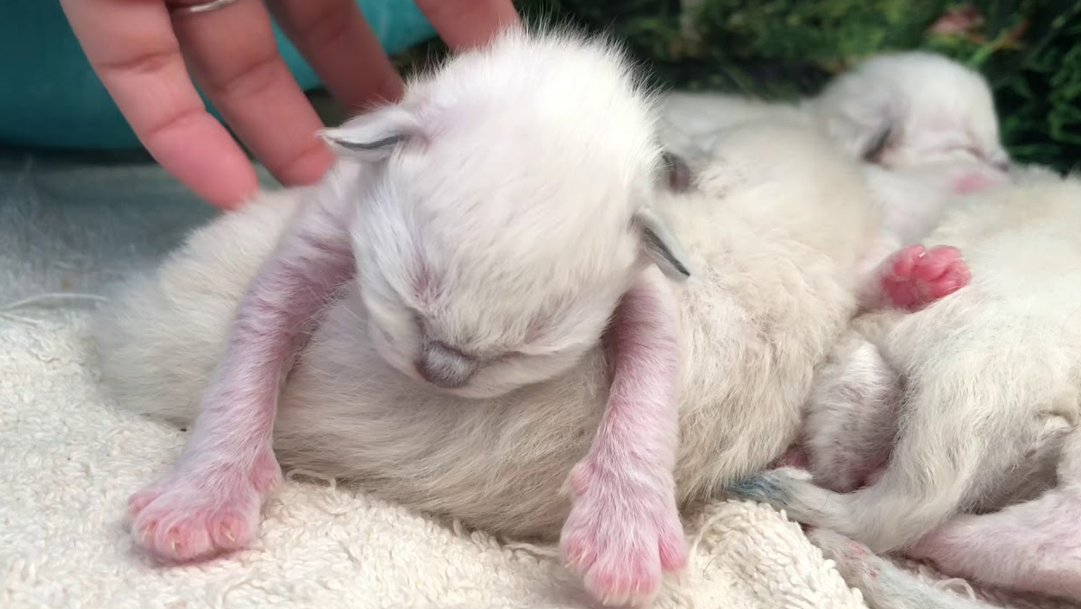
left=416, top=341, right=478, bottom=389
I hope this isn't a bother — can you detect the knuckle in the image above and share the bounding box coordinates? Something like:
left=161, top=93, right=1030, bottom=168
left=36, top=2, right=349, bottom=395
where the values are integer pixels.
left=94, top=47, right=180, bottom=81
left=290, top=0, right=355, bottom=49
left=202, top=51, right=283, bottom=102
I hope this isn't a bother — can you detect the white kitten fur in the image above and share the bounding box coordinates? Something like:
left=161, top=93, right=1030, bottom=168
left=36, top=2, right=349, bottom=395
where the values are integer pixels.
left=792, top=51, right=1015, bottom=493
left=739, top=170, right=1081, bottom=555
left=331, top=29, right=682, bottom=399
left=112, top=30, right=699, bottom=603
left=96, top=48, right=1022, bottom=604
left=802, top=330, right=901, bottom=493
left=658, top=91, right=807, bottom=155
left=660, top=52, right=1011, bottom=295
left=95, top=119, right=881, bottom=539
left=662, top=51, right=1008, bottom=171
left=806, top=51, right=1009, bottom=169
left=814, top=53, right=1013, bottom=285
left=764, top=167, right=1081, bottom=607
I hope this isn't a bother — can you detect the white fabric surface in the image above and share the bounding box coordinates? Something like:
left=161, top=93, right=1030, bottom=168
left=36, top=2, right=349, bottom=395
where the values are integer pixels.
left=0, top=153, right=1066, bottom=609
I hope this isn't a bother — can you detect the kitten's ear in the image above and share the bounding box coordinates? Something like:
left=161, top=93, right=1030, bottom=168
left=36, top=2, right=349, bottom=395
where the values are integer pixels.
left=661, top=150, right=695, bottom=192
left=319, top=105, right=423, bottom=162
left=655, top=123, right=707, bottom=193
left=634, top=208, right=693, bottom=281
left=822, top=111, right=894, bottom=161
left=811, top=93, right=896, bottom=162
left=857, top=122, right=893, bottom=161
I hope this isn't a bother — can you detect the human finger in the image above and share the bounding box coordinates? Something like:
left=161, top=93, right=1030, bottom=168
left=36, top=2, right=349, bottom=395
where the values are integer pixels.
left=266, top=0, right=405, bottom=113
left=413, top=0, right=521, bottom=51
left=171, top=0, right=334, bottom=190
left=58, top=0, right=259, bottom=208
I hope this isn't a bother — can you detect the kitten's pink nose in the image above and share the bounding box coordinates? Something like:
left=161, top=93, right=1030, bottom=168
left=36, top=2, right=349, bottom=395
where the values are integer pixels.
left=416, top=341, right=477, bottom=389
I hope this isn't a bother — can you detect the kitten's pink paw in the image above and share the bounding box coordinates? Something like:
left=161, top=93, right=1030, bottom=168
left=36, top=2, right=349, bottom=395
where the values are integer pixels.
left=880, top=244, right=970, bottom=311
left=561, top=460, right=687, bottom=606
left=128, top=450, right=281, bottom=562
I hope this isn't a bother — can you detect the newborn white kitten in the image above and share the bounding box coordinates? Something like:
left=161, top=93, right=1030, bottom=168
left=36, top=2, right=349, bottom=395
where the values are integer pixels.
left=112, top=26, right=698, bottom=603
left=789, top=50, right=1017, bottom=485
left=733, top=168, right=1081, bottom=604
left=808, top=51, right=1012, bottom=314
left=764, top=54, right=1081, bottom=608
left=662, top=51, right=1013, bottom=320
left=98, top=119, right=901, bottom=605
left=807, top=51, right=1009, bottom=171
left=668, top=52, right=1071, bottom=607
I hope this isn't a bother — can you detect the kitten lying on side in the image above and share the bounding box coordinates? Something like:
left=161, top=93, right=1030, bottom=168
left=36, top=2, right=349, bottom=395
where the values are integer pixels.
left=112, top=27, right=699, bottom=605
left=809, top=52, right=1010, bottom=313
left=662, top=51, right=1012, bottom=321
left=98, top=46, right=1021, bottom=606
left=793, top=51, right=1016, bottom=489
left=662, top=51, right=1081, bottom=608
left=98, top=117, right=912, bottom=605
left=733, top=168, right=1081, bottom=604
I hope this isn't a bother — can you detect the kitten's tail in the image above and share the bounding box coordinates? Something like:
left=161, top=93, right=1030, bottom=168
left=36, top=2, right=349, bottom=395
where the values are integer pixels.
left=808, top=527, right=999, bottom=609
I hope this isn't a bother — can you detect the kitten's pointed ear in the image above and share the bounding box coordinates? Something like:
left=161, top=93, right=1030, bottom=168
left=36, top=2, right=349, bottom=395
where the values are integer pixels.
left=821, top=112, right=894, bottom=162
left=661, top=150, right=695, bottom=192
left=810, top=92, right=896, bottom=162
left=857, top=123, right=893, bottom=161
left=634, top=209, right=693, bottom=281
left=319, top=106, right=423, bottom=162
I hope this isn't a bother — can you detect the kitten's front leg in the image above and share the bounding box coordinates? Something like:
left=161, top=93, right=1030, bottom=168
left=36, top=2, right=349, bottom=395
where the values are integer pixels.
left=128, top=189, right=355, bottom=562
left=561, top=268, right=687, bottom=606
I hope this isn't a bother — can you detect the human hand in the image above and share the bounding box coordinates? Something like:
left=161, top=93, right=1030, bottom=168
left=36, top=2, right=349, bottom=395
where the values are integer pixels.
left=59, top=0, right=519, bottom=209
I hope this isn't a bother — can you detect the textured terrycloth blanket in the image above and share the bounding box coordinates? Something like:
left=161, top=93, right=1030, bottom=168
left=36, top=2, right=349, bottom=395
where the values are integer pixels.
left=0, top=152, right=1066, bottom=609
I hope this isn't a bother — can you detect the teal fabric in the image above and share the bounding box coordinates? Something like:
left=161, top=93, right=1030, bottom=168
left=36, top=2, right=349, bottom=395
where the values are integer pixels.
left=0, top=0, right=435, bottom=151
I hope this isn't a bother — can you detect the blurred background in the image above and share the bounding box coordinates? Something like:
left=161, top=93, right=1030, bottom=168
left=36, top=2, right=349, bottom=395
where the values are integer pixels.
left=1, top=1, right=1078, bottom=172
left=408, top=0, right=1081, bottom=173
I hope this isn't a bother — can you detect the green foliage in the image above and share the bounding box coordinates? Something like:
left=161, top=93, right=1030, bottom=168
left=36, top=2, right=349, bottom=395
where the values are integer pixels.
left=397, top=1, right=1081, bottom=171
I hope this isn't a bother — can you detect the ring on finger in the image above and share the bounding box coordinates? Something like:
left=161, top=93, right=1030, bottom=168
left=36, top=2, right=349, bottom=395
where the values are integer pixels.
left=169, top=0, right=244, bottom=17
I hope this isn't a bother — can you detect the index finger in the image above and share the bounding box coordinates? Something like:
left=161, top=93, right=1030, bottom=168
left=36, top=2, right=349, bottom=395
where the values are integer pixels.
left=413, top=0, right=520, bottom=51
left=59, top=0, right=258, bottom=209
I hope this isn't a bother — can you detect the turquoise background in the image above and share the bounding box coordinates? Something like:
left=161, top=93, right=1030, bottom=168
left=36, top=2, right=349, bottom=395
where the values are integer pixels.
left=0, top=0, right=436, bottom=151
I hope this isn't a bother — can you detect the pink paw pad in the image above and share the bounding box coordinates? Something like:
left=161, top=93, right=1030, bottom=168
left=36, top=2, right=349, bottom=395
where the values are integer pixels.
left=880, top=244, right=970, bottom=311
left=132, top=499, right=254, bottom=561
left=561, top=461, right=687, bottom=606
left=128, top=453, right=281, bottom=563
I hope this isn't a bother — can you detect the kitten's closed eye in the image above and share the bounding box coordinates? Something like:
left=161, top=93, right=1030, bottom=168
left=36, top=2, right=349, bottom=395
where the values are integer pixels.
left=862, top=126, right=893, bottom=162
left=970, top=147, right=1009, bottom=171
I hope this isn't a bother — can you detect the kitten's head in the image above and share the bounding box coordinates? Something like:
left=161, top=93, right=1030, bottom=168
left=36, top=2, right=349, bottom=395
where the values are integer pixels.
left=323, top=28, right=691, bottom=399
left=810, top=51, right=1010, bottom=171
